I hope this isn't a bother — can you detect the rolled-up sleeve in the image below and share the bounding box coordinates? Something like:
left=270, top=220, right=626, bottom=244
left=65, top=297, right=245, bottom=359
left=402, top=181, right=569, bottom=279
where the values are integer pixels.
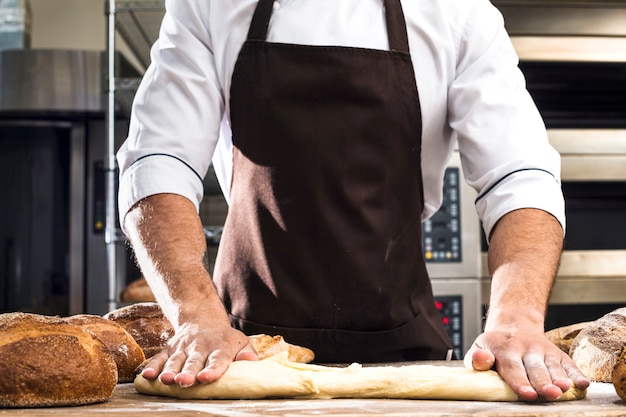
left=116, top=0, right=222, bottom=231
left=447, top=0, right=565, bottom=241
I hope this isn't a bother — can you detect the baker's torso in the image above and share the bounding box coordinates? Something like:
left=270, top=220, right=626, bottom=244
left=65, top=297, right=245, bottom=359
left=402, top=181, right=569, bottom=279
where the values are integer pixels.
left=213, top=0, right=452, bottom=363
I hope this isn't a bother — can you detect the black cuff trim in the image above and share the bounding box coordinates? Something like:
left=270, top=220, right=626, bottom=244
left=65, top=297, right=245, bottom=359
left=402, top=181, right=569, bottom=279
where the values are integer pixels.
left=129, top=153, right=203, bottom=184
left=475, top=168, right=557, bottom=203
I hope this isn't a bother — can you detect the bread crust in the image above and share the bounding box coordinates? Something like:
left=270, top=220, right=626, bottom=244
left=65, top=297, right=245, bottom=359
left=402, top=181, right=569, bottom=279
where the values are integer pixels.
left=65, top=314, right=145, bottom=383
left=612, top=345, right=626, bottom=400
left=120, top=277, right=156, bottom=303
left=545, top=322, right=591, bottom=353
left=248, top=334, right=315, bottom=362
left=0, top=312, right=118, bottom=408
left=570, top=308, right=626, bottom=382
left=105, top=303, right=315, bottom=363
left=104, top=302, right=175, bottom=359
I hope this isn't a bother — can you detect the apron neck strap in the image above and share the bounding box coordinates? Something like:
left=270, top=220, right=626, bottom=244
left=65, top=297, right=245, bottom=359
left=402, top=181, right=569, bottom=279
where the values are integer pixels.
left=247, top=0, right=411, bottom=54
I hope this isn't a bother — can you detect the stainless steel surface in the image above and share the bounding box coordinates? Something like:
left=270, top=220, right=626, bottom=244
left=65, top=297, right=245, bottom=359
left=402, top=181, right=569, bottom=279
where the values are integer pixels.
left=430, top=279, right=483, bottom=356
left=425, top=152, right=481, bottom=280
left=106, top=0, right=120, bottom=313
left=426, top=151, right=483, bottom=356
left=0, top=49, right=103, bottom=111
left=69, top=121, right=86, bottom=315
left=493, top=0, right=626, bottom=37
left=511, top=37, right=626, bottom=62
left=548, top=129, right=626, bottom=181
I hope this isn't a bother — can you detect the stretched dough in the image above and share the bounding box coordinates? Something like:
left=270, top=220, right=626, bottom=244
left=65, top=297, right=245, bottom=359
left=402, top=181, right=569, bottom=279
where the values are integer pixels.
left=134, top=353, right=586, bottom=402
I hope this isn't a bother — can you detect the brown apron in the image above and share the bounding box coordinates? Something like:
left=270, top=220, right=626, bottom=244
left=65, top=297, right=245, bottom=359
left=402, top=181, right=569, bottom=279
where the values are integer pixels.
left=213, top=0, right=453, bottom=363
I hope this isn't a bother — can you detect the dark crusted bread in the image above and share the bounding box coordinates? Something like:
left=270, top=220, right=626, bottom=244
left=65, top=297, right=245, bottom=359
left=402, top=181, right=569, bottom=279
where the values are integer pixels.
left=104, top=302, right=175, bottom=359
left=0, top=312, right=118, bottom=408
left=65, top=314, right=145, bottom=383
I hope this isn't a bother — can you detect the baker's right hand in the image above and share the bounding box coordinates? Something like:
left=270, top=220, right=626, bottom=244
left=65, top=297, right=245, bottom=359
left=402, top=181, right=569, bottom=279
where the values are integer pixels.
left=139, top=323, right=259, bottom=388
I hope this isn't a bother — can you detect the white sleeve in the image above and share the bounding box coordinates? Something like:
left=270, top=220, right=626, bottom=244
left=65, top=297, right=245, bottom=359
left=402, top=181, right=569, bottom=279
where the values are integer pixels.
left=447, top=0, right=565, bottom=240
left=116, top=0, right=222, bottom=231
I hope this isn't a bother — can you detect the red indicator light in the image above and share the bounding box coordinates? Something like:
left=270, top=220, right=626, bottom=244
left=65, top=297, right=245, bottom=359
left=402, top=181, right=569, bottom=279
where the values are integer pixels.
left=442, top=317, right=450, bottom=325
left=435, top=300, right=443, bottom=310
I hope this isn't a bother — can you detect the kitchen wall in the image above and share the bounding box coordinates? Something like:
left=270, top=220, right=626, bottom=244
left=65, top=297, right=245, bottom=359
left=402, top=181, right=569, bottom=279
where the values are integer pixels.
left=28, top=0, right=143, bottom=71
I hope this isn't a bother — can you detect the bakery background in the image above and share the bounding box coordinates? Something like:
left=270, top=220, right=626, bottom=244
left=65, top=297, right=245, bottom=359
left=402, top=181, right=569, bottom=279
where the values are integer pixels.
left=0, top=0, right=625, bottom=359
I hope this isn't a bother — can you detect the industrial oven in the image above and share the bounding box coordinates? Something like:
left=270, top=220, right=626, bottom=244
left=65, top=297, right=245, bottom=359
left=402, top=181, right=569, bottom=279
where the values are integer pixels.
left=0, top=49, right=140, bottom=317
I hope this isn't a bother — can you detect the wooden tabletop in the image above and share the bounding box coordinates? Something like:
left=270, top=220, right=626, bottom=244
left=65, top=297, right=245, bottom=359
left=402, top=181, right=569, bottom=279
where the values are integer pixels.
left=1, top=382, right=624, bottom=416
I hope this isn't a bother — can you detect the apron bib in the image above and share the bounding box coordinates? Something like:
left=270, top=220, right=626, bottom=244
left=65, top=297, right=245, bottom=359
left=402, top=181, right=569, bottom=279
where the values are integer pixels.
left=214, top=0, right=452, bottom=363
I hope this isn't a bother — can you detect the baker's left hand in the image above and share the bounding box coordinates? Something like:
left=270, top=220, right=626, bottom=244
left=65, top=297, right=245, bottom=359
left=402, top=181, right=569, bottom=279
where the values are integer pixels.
left=464, top=328, right=590, bottom=401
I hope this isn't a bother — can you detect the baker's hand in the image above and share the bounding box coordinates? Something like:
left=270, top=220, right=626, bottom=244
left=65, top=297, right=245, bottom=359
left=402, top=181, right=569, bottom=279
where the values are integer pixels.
left=140, top=323, right=258, bottom=388
left=464, top=329, right=590, bottom=401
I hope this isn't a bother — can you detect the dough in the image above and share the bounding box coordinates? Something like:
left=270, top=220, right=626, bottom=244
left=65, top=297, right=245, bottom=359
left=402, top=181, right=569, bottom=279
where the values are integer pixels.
left=135, top=353, right=586, bottom=402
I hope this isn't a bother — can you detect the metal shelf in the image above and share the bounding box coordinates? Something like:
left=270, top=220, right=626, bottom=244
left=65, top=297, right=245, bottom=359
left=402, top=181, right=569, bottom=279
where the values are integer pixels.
left=115, top=1, right=164, bottom=69
left=104, top=1, right=164, bottom=312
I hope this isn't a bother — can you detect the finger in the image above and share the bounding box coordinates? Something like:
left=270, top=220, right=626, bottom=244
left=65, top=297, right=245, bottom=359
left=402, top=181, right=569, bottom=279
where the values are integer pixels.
left=561, top=358, right=591, bottom=390
left=522, top=353, right=563, bottom=401
left=140, top=351, right=169, bottom=380
left=544, top=353, right=573, bottom=392
left=496, top=354, right=539, bottom=401
left=159, top=350, right=188, bottom=385
left=174, top=350, right=210, bottom=388
left=466, top=343, right=495, bottom=371
left=235, top=343, right=259, bottom=362
left=196, top=349, right=233, bottom=384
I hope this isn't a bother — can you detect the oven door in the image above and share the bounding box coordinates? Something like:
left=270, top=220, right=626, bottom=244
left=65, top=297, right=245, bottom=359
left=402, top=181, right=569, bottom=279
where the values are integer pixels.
left=549, top=129, right=626, bottom=304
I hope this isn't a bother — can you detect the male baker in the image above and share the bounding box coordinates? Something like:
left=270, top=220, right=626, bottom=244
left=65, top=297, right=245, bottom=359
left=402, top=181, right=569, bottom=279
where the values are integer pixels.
left=118, top=0, right=590, bottom=401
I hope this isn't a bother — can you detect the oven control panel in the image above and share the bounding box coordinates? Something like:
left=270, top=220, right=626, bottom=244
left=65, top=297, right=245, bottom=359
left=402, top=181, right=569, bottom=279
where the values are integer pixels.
left=423, top=167, right=462, bottom=263
left=434, top=295, right=464, bottom=360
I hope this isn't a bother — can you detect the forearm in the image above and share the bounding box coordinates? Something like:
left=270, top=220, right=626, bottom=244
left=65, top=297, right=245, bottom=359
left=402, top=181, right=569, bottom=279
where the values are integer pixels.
left=485, top=208, right=563, bottom=332
left=123, top=193, right=230, bottom=329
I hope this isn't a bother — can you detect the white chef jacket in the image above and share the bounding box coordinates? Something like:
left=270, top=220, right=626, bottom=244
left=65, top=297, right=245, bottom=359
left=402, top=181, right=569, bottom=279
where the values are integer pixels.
left=117, top=0, right=565, bottom=240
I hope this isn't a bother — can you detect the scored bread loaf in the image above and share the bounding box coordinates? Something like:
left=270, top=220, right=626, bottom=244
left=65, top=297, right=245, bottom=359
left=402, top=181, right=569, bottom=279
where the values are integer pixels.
left=105, top=302, right=315, bottom=363
left=569, top=308, right=626, bottom=382
left=65, top=314, right=145, bottom=383
left=0, top=312, right=118, bottom=408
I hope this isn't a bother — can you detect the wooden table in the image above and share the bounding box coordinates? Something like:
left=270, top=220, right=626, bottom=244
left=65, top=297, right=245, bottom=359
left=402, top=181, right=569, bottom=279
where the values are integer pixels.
left=1, top=382, right=624, bottom=416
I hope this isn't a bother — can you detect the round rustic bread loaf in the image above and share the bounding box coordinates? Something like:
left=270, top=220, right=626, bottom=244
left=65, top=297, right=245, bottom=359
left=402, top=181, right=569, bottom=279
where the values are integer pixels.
left=0, top=312, right=118, bottom=408
left=65, top=314, right=145, bottom=383
left=570, top=308, right=626, bottom=382
left=545, top=322, right=591, bottom=353
left=104, top=302, right=175, bottom=359
left=612, top=345, right=626, bottom=400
